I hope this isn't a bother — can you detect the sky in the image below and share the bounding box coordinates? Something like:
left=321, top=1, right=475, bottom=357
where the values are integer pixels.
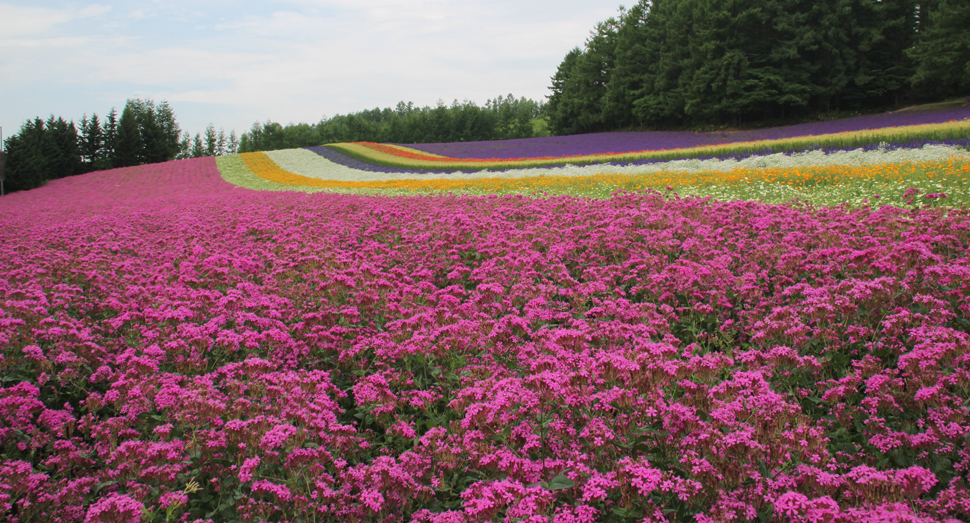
left=0, top=0, right=622, bottom=141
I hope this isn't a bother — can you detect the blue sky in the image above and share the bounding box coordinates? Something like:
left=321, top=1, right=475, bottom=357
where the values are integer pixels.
left=0, top=1, right=621, bottom=141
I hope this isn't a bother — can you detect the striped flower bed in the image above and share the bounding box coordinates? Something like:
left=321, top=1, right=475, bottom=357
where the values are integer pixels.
left=408, top=105, right=970, bottom=158
left=217, top=145, right=970, bottom=208
left=324, top=120, right=970, bottom=171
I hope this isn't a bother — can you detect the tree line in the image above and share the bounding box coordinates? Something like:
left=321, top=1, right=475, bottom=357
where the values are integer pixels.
left=1, top=99, right=239, bottom=194
left=239, top=95, right=547, bottom=153
left=546, top=0, right=970, bottom=135
left=1, top=94, right=548, bottom=193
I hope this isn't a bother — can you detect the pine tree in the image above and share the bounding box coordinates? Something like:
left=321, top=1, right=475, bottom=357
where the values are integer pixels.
left=80, top=113, right=104, bottom=172
left=228, top=130, right=239, bottom=155
left=155, top=101, right=182, bottom=161
left=909, top=0, right=970, bottom=96
left=546, top=48, right=586, bottom=135
left=45, top=116, right=80, bottom=179
left=633, top=0, right=696, bottom=127
left=114, top=105, right=141, bottom=168
left=204, top=124, right=217, bottom=157
left=842, top=0, right=918, bottom=108
left=79, top=114, right=90, bottom=164
left=130, top=99, right=162, bottom=164
left=761, top=0, right=817, bottom=120
left=217, top=128, right=227, bottom=156
left=190, top=133, right=205, bottom=158
left=102, top=108, right=118, bottom=169
left=682, top=0, right=794, bottom=125
left=2, top=118, right=51, bottom=192
left=607, top=2, right=653, bottom=128
left=176, top=132, right=192, bottom=160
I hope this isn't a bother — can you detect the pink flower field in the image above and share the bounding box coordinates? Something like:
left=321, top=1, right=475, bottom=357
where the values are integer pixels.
left=2, top=157, right=970, bottom=522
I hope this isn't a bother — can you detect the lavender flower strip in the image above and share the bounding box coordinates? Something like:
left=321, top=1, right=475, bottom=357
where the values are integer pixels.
left=402, top=107, right=970, bottom=159
left=309, top=140, right=970, bottom=174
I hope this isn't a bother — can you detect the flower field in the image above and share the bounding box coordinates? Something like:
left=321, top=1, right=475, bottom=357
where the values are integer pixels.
left=2, top=110, right=970, bottom=522
left=403, top=107, right=970, bottom=160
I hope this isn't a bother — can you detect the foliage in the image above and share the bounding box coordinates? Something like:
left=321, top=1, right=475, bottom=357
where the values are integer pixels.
left=548, top=0, right=970, bottom=134
left=1, top=99, right=186, bottom=194
left=237, top=95, right=547, bottom=153
left=322, top=119, right=970, bottom=171
left=0, top=117, right=79, bottom=193
left=114, top=105, right=142, bottom=169
left=908, top=0, right=970, bottom=96
left=224, top=144, right=970, bottom=209
left=176, top=125, right=239, bottom=160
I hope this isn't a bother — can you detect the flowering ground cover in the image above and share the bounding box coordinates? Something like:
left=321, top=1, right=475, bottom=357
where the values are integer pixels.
left=325, top=120, right=970, bottom=172
left=219, top=145, right=970, bottom=210
left=404, top=106, right=970, bottom=159
left=2, top=150, right=970, bottom=522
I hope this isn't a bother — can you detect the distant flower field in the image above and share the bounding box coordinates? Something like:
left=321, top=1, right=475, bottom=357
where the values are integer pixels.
left=2, top=109, right=970, bottom=523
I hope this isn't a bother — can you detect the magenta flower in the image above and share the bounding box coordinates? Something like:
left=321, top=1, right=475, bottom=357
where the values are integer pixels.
left=83, top=494, right=144, bottom=523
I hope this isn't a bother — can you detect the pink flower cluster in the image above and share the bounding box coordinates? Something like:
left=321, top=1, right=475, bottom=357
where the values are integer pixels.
left=1, top=158, right=969, bottom=521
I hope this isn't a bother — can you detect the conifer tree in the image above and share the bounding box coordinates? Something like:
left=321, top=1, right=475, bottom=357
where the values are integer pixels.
left=217, top=128, right=228, bottom=156
left=190, top=133, right=205, bottom=158
left=113, top=105, right=141, bottom=168
left=176, top=132, right=192, bottom=160
left=102, top=108, right=118, bottom=168
left=228, top=130, right=239, bottom=155
left=546, top=48, right=586, bottom=135
left=909, top=0, right=970, bottom=96
left=155, top=101, right=182, bottom=161
left=2, top=118, right=50, bottom=192
left=606, top=3, right=653, bottom=128
left=130, top=99, right=162, bottom=164
left=204, top=124, right=217, bottom=157
left=631, top=0, right=695, bottom=126
left=80, top=113, right=104, bottom=172
left=45, top=116, right=80, bottom=179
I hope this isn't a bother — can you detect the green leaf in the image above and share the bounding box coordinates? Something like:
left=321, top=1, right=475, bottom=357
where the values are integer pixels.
left=92, top=480, right=118, bottom=494
left=544, top=475, right=575, bottom=491
left=631, top=442, right=653, bottom=454
left=757, top=458, right=773, bottom=480
left=611, top=506, right=643, bottom=518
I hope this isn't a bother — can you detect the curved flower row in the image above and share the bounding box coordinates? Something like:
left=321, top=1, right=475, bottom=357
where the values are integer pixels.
left=406, top=106, right=970, bottom=158
left=328, top=120, right=970, bottom=171
left=219, top=146, right=970, bottom=208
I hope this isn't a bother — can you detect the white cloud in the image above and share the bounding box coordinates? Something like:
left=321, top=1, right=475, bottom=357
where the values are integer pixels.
left=1, top=0, right=621, bottom=136
left=0, top=4, right=73, bottom=37
left=0, top=3, right=110, bottom=37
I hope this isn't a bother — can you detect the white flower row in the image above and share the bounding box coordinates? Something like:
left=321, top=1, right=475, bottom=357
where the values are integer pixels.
left=263, top=145, right=970, bottom=183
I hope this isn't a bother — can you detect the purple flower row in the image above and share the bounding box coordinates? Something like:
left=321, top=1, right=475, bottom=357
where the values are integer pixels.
left=305, top=146, right=453, bottom=174
left=405, top=106, right=970, bottom=159
left=312, top=139, right=970, bottom=174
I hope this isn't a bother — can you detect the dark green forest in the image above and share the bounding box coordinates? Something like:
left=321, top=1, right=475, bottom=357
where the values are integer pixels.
left=1, top=99, right=187, bottom=194
left=237, top=95, right=546, bottom=153
left=0, top=95, right=544, bottom=193
left=0, top=99, right=241, bottom=194
left=546, top=0, right=970, bottom=134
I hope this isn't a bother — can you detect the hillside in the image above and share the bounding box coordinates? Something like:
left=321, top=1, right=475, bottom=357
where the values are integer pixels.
left=1, top=108, right=970, bottom=522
